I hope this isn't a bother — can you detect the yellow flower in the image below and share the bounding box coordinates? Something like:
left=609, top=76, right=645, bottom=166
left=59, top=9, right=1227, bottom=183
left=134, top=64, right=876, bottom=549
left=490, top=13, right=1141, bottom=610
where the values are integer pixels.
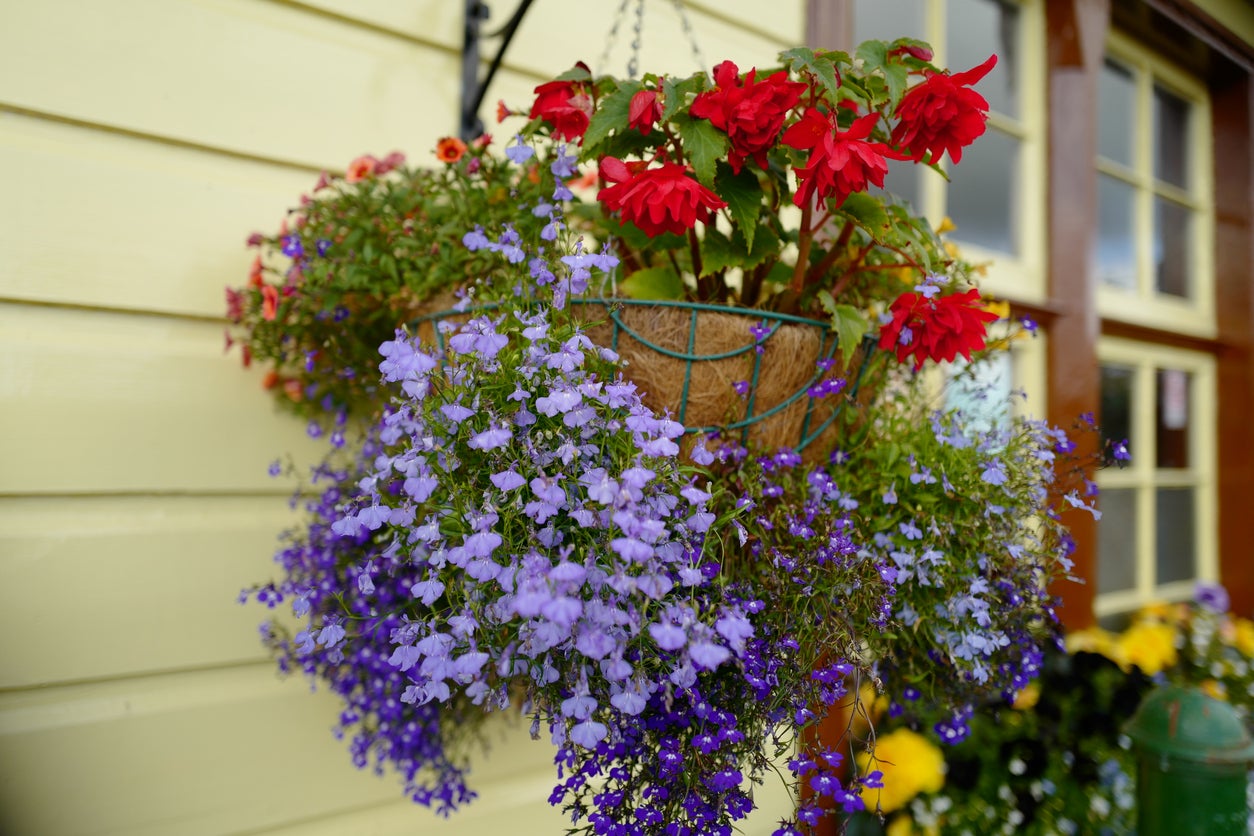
left=858, top=728, right=946, bottom=813
left=1066, top=627, right=1124, bottom=667
left=1012, top=681, right=1040, bottom=710
left=887, top=814, right=939, bottom=836
left=935, top=216, right=956, bottom=235
left=1233, top=618, right=1254, bottom=658
left=1200, top=679, right=1228, bottom=701
left=1116, top=622, right=1178, bottom=675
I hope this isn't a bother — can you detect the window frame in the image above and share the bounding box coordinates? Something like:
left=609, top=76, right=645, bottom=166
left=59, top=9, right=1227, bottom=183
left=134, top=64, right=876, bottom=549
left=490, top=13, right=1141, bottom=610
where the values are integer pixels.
left=1094, top=31, right=1216, bottom=338
left=1094, top=337, right=1217, bottom=619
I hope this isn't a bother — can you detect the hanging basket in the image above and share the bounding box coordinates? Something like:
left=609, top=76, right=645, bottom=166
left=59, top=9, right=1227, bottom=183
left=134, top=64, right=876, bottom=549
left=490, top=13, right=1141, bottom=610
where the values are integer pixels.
left=413, top=299, right=875, bottom=458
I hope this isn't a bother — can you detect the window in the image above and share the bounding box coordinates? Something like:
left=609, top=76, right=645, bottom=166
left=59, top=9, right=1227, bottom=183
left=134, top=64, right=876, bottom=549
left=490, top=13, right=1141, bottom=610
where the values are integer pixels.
left=853, top=0, right=1045, bottom=304
left=1093, top=33, right=1214, bottom=335
left=1095, top=340, right=1216, bottom=618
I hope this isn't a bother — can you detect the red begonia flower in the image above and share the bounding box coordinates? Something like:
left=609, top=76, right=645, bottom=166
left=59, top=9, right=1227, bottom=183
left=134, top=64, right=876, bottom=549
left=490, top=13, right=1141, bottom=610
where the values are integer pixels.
left=628, top=88, right=663, bottom=134
left=597, top=156, right=727, bottom=238
left=782, top=109, right=899, bottom=208
left=891, top=55, right=997, bottom=165
left=690, top=60, right=807, bottom=173
left=529, top=76, right=593, bottom=142
left=877, top=288, right=1000, bottom=369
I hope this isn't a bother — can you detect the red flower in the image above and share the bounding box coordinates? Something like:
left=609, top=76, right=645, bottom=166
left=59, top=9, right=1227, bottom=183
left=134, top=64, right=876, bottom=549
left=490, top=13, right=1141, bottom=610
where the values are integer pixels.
left=597, top=157, right=727, bottom=238
left=891, top=55, right=997, bottom=165
left=376, top=151, right=406, bottom=174
left=344, top=154, right=378, bottom=183
left=690, top=61, right=806, bottom=173
left=435, top=137, right=467, bottom=164
left=529, top=76, right=593, bottom=142
left=261, top=284, right=279, bottom=321
left=782, top=109, right=899, bottom=208
left=877, top=288, right=1000, bottom=369
left=628, top=88, right=663, bottom=134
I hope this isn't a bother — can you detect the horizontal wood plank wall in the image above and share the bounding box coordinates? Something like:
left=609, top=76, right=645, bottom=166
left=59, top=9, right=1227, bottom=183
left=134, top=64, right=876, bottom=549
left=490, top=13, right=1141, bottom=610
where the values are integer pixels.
left=0, top=1, right=803, bottom=834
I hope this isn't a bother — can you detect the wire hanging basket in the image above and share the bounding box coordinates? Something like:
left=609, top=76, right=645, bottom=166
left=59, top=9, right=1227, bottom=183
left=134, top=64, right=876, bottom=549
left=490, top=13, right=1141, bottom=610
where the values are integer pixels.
left=413, top=298, right=877, bottom=457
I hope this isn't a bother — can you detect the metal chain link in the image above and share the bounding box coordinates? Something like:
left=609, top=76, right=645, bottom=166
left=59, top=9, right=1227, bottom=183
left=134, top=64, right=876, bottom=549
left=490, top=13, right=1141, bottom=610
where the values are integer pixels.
left=598, top=0, right=708, bottom=78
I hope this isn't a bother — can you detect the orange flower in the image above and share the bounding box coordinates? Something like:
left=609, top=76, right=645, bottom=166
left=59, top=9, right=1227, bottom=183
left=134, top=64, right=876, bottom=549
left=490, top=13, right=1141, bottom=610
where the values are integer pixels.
left=262, top=371, right=280, bottom=390
left=283, top=378, right=303, bottom=401
left=435, top=137, right=467, bottom=164
left=496, top=99, right=511, bottom=123
left=248, top=254, right=264, bottom=288
left=261, top=284, right=279, bottom=321
left=344, top=154, right=378, bottom=183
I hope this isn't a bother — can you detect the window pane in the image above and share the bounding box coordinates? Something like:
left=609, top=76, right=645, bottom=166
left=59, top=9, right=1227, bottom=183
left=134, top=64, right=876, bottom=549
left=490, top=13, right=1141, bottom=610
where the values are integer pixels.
left=853, top=0, right=925, bottom=43
left=875, top=159, right=922, bottom=211
left=1098, top=488, right=1138, bottom=593
left=1153, top=84, right=1190, bottom=189
left=1098, top=59, right=1136, bottom=167
left=1100, top=363, right=1135, bottom=467
left=1153, top=196, right=1192, bottom=298
left=1094, top=174, right=1137, bottom=289
left=1155, top=368, right=1191, bottom=469
left=1156, top=488, right=1195, bottom=585
left=946, top=0, right=1019, bottom=118
left=946, top=127, right=1018, bottom=254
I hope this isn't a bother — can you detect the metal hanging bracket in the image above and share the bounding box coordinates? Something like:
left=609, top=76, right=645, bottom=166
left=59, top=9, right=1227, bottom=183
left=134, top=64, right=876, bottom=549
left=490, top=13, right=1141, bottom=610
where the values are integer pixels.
left=460, top=0, right=536, bottom=141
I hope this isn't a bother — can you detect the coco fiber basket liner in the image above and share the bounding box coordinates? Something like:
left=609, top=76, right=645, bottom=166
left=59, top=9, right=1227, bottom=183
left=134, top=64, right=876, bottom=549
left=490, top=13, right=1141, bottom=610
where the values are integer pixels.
left=414, top=299, right=871, bottom=459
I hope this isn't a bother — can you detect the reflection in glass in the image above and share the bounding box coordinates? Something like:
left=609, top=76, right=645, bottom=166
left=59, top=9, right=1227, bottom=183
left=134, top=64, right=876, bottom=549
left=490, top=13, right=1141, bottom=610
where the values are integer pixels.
left=853, top=0, right=925, bottom=43
left=1156, top=488, right=1195, bottom=585
left=1153, top=197, right=1192, bottom=298
left=1155, top=368, right=1191, bottom=468
left=1153, top=84, right=1190, bottom=189
left=947, top=128, right=1018, bottom=254
left=1100, top=364, right=1135, bottom=467
left=1094, top=175, right=1137, bottom=289
left=1098, top=59, right=1136, bottom=167
left=946, top=0, right=1019, bottom=118
left=1098, top=489, right=1138, bottom=594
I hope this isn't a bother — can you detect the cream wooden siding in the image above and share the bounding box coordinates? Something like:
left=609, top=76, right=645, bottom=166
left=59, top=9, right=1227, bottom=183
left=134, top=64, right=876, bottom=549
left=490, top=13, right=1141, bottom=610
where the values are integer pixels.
left=0, top=2, right=803, bottom=834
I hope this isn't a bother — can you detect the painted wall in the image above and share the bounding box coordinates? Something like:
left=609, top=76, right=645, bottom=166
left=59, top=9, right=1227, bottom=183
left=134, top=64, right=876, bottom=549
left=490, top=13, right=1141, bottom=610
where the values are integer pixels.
left=0, top=1, right=804, bottom=834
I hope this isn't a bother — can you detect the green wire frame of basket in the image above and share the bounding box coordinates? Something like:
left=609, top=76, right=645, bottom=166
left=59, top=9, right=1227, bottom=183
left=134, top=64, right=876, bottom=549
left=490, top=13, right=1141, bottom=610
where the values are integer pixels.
left=411, top=299, right=876, bottom=454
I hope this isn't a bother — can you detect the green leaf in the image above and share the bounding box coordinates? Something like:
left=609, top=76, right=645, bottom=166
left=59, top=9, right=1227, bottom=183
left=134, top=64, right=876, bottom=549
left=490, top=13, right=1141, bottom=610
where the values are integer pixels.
left=675, top=115, right=728, bottom=187
left=617, top=266, right=685, bottom=300
left=715, top=166, right=763, bottom=253
left=661, top=75, right=703, bottom=123
left=582, top=81, right=641, bottom=157
left=817, top=293, right=870, bottom=366
left=732, top=223, right=779, bottom=270
left=698, top=228, right=736, bottom=277
left=780, top=46, right=842, bottom=101
left=883, top=62, right=909, bottom=108
left=854, top=40, right=888, bottom=71
left=554, top=64, right=592, bottom=82
left=838, top=191, right=890, bottom=234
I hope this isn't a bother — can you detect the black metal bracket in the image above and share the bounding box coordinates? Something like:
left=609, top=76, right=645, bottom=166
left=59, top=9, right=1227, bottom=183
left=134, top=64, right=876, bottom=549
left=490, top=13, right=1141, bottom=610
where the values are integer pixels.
left=460, top=0, right=536, bottom=141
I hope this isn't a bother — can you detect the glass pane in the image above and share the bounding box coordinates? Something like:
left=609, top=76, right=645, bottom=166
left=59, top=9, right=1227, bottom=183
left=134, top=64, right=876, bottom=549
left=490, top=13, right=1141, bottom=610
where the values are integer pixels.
left=1098, top=488, right=1138, bottom=593
left=1153, top=84, right=1190, bottom=189
left=946, top=127, right=1018, bottom=254
left=853, top=0, right=925, bottom=43
left=1153, top=197, right=1192, bottom=298
left=946, top=0, right=1019, bottom=118
left=1155, top=368, right=1191, bottom=468
left=1100, top=363, right=1135, bottom=467
left=1098, top=59, right=1136, bottom=167
left=1156, top=488, right=1195, bottom=585
left=1094, top=174, right=1137, bottom=289
left=874, top=158, right=922, bottom=210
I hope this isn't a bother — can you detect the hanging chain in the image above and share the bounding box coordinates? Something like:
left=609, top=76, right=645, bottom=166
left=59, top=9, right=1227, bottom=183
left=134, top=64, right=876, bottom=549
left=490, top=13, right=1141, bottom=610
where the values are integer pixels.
left=597, top=0, right=708, bottom=78
left=669, top=0, right=707, bottom=75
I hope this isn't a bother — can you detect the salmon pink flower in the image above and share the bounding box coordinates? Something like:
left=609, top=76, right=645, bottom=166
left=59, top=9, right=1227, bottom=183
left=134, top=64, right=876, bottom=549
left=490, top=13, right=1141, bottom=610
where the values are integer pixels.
left=248, top=254, right=264, bottom=288
left=597, top=157, right=727, bottom=238
left=690, top=61, right=807, bottom=173
left=261, top=284, right=279, bottom=321
left=877, top=288, right=1000, bottom=369
left=529, top=74, right=593, bottom=142
left=375, top=151, right=406, bottom=174
left=891, top=55, right=997, bottom=165
left=782, top=110, right=900, bottom=208
left=344, top=154, right=378, bottom=183
left=435, top=137, right=468, bottom=164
